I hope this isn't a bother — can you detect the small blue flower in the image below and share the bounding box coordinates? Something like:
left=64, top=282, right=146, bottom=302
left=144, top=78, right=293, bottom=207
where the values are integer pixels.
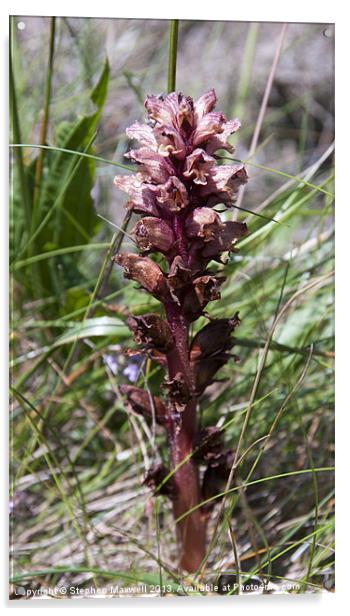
left=123, top=362, right=141, bottom=383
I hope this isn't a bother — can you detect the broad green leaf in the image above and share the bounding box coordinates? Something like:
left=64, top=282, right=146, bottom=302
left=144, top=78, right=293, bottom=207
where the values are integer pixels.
left=13, top=60, right=110, bottom=299
left=53, top=316, right=130, bottom=346
left=37, top=59, right=109, bottom=248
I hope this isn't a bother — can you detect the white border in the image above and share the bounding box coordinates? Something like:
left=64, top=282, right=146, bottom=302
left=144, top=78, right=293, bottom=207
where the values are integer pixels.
left=2, top=1, right=348, bottom=614
left=6, top=0, right=336, bottom=23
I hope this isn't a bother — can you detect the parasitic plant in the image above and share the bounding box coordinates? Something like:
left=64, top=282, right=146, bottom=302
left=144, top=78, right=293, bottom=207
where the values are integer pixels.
left=113, top=90, right=248, bottom=572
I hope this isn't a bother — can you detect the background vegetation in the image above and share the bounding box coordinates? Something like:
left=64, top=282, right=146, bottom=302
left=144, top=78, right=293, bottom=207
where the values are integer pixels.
left=10, top=16, right=334, bottom=597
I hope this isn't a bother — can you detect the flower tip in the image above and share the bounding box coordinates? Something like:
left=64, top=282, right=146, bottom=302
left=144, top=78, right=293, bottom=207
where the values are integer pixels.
left=113, top=175, right=123, bottom=187
left=231, top=117, right=241, bottom=131
left=113, top=253, right=123, bottom=264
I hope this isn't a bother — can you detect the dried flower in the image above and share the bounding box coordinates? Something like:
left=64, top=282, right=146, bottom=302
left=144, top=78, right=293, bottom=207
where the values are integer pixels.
left=185, top=207, right=223, bottom=241
left=193, top=426, right=224, bottom=463
left=201, top=449, right=235, bottom=512
left=190, top=314, right=240, bottom=361
left=132, top=217, right=175, bottom=254
left=114, top=253, right=169, bottom=301
left=163, top=372, right=191, bottom=412
left=120, top=384, right=168, bottom=426
left=127, top=314, right=174, bottom=352
left=143, top=464, right=176, bottom=498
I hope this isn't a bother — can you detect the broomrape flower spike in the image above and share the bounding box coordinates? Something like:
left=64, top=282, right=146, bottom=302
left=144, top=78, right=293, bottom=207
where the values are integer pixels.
left=114, top=89, right=249, bottom=573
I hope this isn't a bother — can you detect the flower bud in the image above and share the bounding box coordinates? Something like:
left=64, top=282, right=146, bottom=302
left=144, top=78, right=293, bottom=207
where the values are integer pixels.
left=120, top=384, right=168, bottom=426
left=114, top=253, right=169, bottom=301
left=132, top=217, right=175, bottom=254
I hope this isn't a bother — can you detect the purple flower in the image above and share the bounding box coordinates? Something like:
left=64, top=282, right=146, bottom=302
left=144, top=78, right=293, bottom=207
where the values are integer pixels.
left=122, top=362, right=140, bottom=383
left=115, top=89, right=247, bottom=221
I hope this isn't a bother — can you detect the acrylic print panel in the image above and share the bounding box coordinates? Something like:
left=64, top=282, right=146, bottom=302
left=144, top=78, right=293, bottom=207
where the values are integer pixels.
left=9, top=15, right=334, bottom=599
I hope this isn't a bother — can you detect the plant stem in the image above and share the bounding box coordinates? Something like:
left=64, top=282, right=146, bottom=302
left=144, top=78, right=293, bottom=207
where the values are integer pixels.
left=168, top=400, right=207, bottom=572
left=165, top=304, right=207, bottom=571
left=167, top=20, right=179, bottom=93
left=164, top=215, right=206, bottom=572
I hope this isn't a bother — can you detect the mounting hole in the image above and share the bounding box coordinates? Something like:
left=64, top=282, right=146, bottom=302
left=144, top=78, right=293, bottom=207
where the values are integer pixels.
left=323, top=27, right=333, bottom=38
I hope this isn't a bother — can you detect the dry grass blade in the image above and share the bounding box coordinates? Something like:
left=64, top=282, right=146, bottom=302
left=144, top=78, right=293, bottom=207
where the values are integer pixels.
left=234, top=23, right=288, bottom=213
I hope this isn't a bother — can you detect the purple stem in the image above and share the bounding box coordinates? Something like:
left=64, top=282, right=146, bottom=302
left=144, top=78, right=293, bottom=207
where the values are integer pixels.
left=164, top=214, right=207, bottom=572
